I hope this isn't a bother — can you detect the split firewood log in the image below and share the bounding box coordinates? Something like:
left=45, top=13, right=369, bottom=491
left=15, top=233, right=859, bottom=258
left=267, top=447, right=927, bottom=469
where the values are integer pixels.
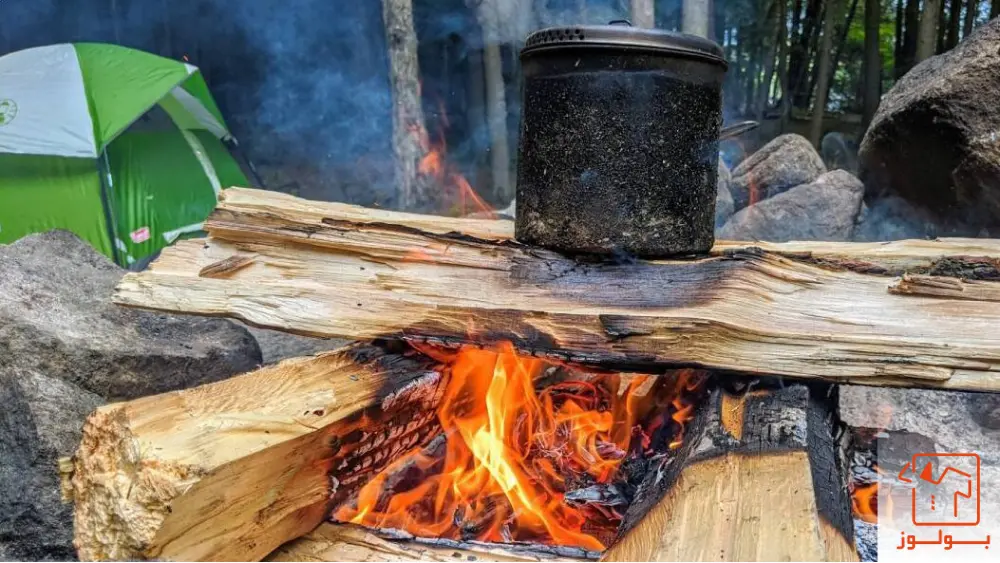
left=604, top=382, right=858, bottom=562
left=113, top=188, right=1000, bottom=392
left=61, top=343, right=444, bottom=562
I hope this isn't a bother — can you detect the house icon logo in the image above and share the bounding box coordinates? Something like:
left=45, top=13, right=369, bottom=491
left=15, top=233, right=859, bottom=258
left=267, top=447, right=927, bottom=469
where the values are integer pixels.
left=0, top=99, right=18, bottom=126
left=898, top=453, right=980, bottom=527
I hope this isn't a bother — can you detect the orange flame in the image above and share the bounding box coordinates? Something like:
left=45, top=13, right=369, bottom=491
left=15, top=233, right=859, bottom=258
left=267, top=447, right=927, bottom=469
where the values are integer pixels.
left=335, top=343, right=704, bottom=550
left=409, top=89, right=495, bottom=218
left=852, top=482, right=879, bottom=524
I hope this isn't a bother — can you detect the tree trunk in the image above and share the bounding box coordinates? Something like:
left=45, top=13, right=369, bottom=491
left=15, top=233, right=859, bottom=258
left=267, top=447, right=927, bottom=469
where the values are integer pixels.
left=114, top=187, right=1000, bottom=392
left=916, top=0, right=942, bottom=62
left=465, top=45, right=488, bottom=195
left=683, top=0, right=711, bottom=35
left=894, top=0, right=904, bottom=68
left=964, top=0, right=979, bottom=37
left=897, top=0, right=920, bottom=77
left=992, top=0, right=1000, bottom=19
left=382, top=0, right=430, bottom=210
left=632, top=0, right=656, bottom=28
left=65, top=343, right=446, bottom=561
left=802, top=2, right=826, bottom=111
left=809, top=0, right=838, bottom=146
left=757, top=0, right=784, bottom=120
left=110, top=0, right=122, bottom=43
left=791, top=0, right=821, bottom=108
left=946, top=0, right=962, bottom=48
left=827, top=0, right=861, bottom=102
left=776, top=0, right=792, bottom=127
left=475, top=1, right=513, bottom=205
left=863, top=0, right=882, bottom=130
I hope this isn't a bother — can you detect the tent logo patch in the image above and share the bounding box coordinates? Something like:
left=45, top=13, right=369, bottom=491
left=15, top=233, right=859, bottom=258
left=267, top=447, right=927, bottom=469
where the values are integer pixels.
left=0, top=99, right=17, bottom=126
left=130, top=226, right=151, bottom=244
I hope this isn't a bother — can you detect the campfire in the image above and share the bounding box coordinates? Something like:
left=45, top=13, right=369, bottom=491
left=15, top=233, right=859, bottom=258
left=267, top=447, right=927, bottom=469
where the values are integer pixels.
left=56, top=187, right=1000, bottom=562
left=333, top=343, right=704, bottom=553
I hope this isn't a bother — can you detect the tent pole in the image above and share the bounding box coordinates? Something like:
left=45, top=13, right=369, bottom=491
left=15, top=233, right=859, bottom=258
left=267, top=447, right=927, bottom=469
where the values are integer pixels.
left=96, top=153, right=123, bottom=267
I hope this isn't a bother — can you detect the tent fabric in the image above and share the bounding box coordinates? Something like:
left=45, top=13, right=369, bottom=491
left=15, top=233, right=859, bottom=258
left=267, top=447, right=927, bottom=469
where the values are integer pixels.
left=0, top=45, right=97, bottom=157
left=0, top=154, right=110, bottom=256
left=159, top=86, right=229, bottom=139
left=179, top=73, right=228, bottom=132
left=0, top=43, right=249, bottom=265
left=73, top=43, right=198, bottom=150
left=192, top=130, right=249, bottom=188
left=105, top=129, right=224, bottom=264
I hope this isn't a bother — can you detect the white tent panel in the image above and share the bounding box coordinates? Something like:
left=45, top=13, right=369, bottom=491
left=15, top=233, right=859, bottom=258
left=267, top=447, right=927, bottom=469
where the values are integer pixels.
left=169, top=86, right=230, bottom=140
left=0, top=44, right=97, bottom=158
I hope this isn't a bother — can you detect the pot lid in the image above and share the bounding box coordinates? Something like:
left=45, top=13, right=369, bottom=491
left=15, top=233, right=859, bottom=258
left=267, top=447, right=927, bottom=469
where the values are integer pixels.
left=521, top=21, right=727, bottom=67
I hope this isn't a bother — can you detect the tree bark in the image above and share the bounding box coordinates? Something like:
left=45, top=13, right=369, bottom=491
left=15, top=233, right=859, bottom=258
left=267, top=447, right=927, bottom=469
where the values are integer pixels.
left=915, top=0, right=942, bottom=62
left=383, top=0, right=431, bottom=210
left=756, top=0, right=784, bottom=120
left=114, top=187, right=1000, bottom=392
left=683, top=0, right=711, bottom=35
left=897, top=0, right=920, bottom=77
left=64, top=343, right=446, bottom=561
left=791, top=0, right=822, bottom=108
left=946, top=0, right=963, bottom=48
left=632, top=0, right=657, bottom=28
left=894, top=0, right=904, bottom=68
left=809, top=0, right=838, bottom=146
left=474, top=1, right=513, bottom=206
left=964, top=0, right=979, bottom=38
left=863, top=0, right=882, bottom=130
left=827, top=0, right=861, bottom=103
left=776, top=0, right=792, bottom=126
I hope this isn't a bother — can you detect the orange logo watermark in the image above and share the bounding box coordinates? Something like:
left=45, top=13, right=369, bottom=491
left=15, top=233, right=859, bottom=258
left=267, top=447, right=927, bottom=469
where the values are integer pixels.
left=893, top=453, right=990, bottom=551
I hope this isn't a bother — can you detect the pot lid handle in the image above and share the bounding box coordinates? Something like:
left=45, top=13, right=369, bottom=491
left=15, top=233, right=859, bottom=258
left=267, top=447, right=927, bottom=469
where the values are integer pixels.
left=607, top=19, right=633, bottom=26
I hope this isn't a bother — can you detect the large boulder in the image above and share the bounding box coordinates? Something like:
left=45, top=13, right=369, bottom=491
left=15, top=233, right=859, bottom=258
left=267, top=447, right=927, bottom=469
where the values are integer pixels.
left=0, top=231, right=264, bottom=559
left=243, top=325, right=346, bottom=365
left=0, top=369, right=102, bottom=561
left=729, top=134, right=827, bottom=211
left=715, top=159, right=735, bottom=229
left=859, top=18, right=1000, bottom=234
left=718, top=170, right=865, bottom=242
left=0, top=231, right=262, bottom=400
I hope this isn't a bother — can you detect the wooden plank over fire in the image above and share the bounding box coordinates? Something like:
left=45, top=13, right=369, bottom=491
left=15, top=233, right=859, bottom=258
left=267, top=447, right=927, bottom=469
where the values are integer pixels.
left=114, top=187, right=1000, bottom=392
left=62, top=343, right=445, bottom=562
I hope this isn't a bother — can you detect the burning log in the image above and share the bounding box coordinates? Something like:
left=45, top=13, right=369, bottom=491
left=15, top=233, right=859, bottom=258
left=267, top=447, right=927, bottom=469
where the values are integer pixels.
left=115, top=188, right=1000, bottom=392
left=266, top=523, right=579, bottom=562
left=62, top=343, right=445, bottom=561
left=604, top=382, right=858, bottom=562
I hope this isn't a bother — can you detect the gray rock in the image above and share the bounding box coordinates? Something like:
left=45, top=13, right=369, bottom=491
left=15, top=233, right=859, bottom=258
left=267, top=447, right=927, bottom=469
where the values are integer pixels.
left=839, top=385, right=1000, bottom=532
left=730, top=134, right=827, bottom=211
left=718, top=170, right=865, bottom=242
left=243, top=325, right=347, bottom=365
left=715, top=160, right=735, bottom=229
left=0, top=230, right=262, bottom=400
left=0, top=368, right=102, bottom=561
left=859, top=18, right=1000, bottom=234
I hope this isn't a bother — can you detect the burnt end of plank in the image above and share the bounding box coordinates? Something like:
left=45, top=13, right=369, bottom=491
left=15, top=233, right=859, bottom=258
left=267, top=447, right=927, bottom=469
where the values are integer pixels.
left=614, top=378, right=855, bottom=550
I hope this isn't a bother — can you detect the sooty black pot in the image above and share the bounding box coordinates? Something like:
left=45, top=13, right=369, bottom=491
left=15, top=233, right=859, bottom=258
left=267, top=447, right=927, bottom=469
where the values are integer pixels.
left=516, top=23, right=728, bottom=257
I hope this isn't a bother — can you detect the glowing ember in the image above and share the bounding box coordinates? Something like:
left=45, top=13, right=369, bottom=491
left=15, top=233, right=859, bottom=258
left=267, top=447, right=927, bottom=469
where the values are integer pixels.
left=852, top=482, right=878, bottom=524
left=334, top=343, right=704, bottom=551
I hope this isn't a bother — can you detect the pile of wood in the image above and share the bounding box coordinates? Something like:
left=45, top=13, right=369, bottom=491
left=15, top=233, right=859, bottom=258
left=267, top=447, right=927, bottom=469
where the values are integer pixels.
left=61, top=188, right=1000, bottom=562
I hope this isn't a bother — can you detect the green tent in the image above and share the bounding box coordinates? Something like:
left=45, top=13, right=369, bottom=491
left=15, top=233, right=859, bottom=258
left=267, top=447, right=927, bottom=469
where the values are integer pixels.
left=0, top=43, right=250, bottom=266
